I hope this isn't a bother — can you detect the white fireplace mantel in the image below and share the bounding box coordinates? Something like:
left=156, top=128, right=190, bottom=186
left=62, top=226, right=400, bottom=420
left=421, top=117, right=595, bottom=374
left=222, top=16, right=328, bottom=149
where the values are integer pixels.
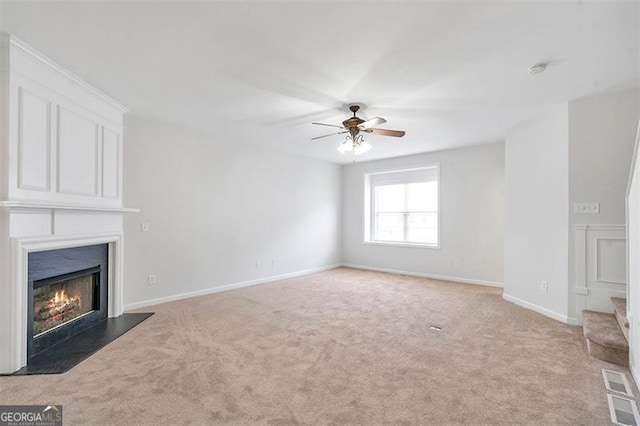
left=0, top=34, right=135, bottom=373
left=0, top=200, right=140, bottom=213
left=8, top=233, right=125, bottom=372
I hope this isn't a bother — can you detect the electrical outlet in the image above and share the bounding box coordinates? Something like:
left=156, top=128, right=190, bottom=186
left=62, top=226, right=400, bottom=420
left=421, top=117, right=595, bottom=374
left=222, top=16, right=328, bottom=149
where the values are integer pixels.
left=147, top=274, right=156, bottom=285
left=271, top=257, right=277, bottom=267
left=255, top=260, right=261, bottom=269
left=541, top=281, right=548, bottom=292
left=141, top=222, right=150, bottom=232
left=453, top=259, right=461, bottom=268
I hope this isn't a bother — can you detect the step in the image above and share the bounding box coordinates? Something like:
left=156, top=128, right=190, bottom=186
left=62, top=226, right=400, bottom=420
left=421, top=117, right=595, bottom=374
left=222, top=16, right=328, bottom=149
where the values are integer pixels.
left=611, top=297, right=629, bottom=342
left=582, top=310, right=628, bottom=366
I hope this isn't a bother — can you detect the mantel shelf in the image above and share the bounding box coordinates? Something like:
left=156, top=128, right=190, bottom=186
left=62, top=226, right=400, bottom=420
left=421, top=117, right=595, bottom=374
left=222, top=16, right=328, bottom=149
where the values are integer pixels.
left=0, top=200, right=140, bottom=213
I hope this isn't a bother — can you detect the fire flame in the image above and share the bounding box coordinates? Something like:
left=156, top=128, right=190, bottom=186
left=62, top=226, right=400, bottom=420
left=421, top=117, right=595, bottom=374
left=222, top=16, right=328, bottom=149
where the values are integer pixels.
left=51, top=290, right=80, bottom=308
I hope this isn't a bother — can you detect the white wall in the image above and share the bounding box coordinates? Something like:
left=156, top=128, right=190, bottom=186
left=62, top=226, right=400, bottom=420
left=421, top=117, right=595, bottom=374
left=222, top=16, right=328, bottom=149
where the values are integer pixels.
left=342, top=143, right=505, bottom=286
left=569, top=88, right=640, bottom=226
left=122, top=115, right=342, bottom=308
left=504, top=104, right=570, bottom=321
left=568, top=88, right=640, bottom=318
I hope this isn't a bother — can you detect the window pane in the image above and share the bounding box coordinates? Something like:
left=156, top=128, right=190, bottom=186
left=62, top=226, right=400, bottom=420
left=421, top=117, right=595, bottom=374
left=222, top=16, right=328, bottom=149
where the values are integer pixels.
left=368, top=168, right=439, bottom=246
left=406, top=181, right=438, bottom=212
left=406, top=212, right=438, bottom=244
left=375, top=213, right=404, bottom=241
left=375, top=184, right=405, bottom=212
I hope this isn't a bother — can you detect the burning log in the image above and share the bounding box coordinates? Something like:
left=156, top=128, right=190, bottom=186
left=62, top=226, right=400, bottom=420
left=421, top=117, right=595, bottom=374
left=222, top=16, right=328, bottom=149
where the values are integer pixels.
left=35, top=290, right=81, bottom=328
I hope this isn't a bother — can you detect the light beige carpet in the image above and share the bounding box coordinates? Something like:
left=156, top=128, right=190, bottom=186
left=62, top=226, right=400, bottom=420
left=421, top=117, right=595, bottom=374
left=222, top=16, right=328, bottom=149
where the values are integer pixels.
left=0, top=267, right=634, bottom=424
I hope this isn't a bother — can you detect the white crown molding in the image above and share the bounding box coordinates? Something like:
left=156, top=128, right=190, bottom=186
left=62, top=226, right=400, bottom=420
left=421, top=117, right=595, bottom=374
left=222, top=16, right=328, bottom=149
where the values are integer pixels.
left=0, top=199, right=139, bottom=213
left=7, top=34, right=129, bottom=113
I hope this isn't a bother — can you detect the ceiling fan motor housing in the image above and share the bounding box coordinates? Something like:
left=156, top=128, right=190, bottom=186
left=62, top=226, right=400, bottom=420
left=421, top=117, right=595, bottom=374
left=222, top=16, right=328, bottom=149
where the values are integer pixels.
left=343, top=105, right=365, bottom=138
left=311, top=104, right=404, bottom=142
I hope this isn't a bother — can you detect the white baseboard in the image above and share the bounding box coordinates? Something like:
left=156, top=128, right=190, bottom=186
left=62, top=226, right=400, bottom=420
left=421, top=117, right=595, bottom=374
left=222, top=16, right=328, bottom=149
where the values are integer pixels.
left=566, top=317, right=579, bottom=326
left=124, top=263, right=342, bottom=311
left=630, top=362, right=640, bottom=392
left=502, top=292, right=572, bottom=324
left=341, top=263, right=503, bottom=288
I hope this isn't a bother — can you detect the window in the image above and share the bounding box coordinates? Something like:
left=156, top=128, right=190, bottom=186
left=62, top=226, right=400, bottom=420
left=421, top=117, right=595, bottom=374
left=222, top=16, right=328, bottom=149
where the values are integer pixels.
left=365, top=166, right=439, bottom=247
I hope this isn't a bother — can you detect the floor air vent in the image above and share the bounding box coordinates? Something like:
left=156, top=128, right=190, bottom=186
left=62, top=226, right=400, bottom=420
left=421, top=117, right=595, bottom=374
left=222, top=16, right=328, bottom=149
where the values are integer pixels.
left=608, top=394, right=640, bottom=426
left=603, top=369, right=633, bottom=396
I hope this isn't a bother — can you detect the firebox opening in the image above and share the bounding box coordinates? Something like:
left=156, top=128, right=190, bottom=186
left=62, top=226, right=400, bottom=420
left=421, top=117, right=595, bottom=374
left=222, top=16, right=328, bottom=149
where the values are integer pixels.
left=27, top=244, right=109, bottom=360
left=33, top=266, right=101, bottom=338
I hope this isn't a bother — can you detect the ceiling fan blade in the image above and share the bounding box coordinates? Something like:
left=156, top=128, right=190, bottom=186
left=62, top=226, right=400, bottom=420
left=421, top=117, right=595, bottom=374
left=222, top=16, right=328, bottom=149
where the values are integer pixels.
left=311, top=131, right=348, bottom=140
left=365, top=128, right=406, bottom=137
left=312, top=122, right=345, bottom=129
left=358, top=117, right=387, bottom=129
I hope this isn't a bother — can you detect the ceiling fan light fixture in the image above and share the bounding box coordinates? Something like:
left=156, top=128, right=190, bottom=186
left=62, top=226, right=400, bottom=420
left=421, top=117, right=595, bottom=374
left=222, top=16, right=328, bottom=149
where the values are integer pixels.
left=337, top=134, right=370, bottom=155
left=337, top=140, right=353, bottom=153
left=314, top=104, right=404, bottom=155
left=354, top=140, right=371, bottom=155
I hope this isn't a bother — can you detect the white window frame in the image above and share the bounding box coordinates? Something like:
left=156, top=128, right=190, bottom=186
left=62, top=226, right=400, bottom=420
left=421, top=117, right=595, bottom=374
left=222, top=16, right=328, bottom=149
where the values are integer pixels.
left=364, top=164, right=440, bottom=249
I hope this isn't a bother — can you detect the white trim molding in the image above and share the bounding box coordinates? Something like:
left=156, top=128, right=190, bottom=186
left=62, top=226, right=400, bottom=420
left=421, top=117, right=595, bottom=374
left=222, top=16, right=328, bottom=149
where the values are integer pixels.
left=595, top=237, right=626, bottom=285
left=124, top=264, right=342, bottom=311
left=8, top=35, right=128, bottom=113
left=0, top=33, right=132, bottom=375
left=503, top=293, right=576, bottom=325
left=0, top=200, right=139, bottom=213
left=626, top=119, right=640, bottom=392
left=574, top=223, right=626, bottom=323
left=631, top=363, right=640, bottom=397
left=125, top=263, right=503, bottom=313
left=574, top=224, right=627, bottom=231
left=341, top=263, right=503, bottom=288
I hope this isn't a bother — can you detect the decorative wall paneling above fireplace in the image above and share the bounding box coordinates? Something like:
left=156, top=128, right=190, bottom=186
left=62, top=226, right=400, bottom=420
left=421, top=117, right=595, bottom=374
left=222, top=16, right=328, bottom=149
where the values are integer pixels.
left=1, top=36, right=128, bottom=206
left=0, top=34, right=138, bottom=374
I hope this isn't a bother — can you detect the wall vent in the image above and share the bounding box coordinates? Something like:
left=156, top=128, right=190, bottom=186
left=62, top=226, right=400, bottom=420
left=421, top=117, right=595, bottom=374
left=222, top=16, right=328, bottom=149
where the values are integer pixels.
left=608, top=394, right=639, bottom=426
left=603, top=369, right=633, bottom=397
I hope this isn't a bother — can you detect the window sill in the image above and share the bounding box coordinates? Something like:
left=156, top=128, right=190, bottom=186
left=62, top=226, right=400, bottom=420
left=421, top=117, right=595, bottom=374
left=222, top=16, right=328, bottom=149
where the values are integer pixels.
left=362, top=241, right=440, bottom=250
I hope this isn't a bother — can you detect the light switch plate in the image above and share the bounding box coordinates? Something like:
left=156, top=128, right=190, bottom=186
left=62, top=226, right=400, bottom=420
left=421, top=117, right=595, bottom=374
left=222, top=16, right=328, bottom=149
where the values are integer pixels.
left=573, top=202, right=599, bottom=214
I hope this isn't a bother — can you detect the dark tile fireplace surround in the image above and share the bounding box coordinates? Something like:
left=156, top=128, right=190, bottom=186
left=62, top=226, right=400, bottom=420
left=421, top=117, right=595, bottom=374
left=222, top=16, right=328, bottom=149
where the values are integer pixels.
left=8, top=244, right=152, bottom=375
left=29, top=245, right=109, bottom=359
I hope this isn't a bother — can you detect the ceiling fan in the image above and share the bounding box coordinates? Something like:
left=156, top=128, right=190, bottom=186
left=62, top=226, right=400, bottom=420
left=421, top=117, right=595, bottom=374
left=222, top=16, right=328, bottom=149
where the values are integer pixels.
left=312, top=105, right=405, bottom=155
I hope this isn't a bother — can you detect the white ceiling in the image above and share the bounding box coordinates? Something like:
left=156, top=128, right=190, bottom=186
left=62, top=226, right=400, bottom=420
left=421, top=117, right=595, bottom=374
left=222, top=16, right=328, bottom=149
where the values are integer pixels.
left=1, top=1, right=638, bottom=164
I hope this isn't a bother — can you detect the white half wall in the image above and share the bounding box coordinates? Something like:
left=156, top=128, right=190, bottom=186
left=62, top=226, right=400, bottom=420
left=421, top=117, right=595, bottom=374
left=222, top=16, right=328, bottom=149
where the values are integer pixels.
left=504, top=104, right=570, bottom=321
left=122, top=116, right=342, bottom=308
left=342, top=143, right=505, bottom=286
left=627, top=120, right=640, bottom=387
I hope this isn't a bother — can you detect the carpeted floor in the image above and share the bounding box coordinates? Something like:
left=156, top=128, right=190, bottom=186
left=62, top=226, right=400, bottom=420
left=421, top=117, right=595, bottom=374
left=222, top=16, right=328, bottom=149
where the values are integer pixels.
left=0, top=267, right=634, bottom=424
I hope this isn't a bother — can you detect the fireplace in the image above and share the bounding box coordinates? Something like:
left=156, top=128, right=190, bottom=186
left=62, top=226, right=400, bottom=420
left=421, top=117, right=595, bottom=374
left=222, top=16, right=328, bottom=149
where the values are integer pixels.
left=0, top=35, right=136, bottom=374
left=27, top=244, right=108, bottom=359
left=33, top=266, right=100, bottom=337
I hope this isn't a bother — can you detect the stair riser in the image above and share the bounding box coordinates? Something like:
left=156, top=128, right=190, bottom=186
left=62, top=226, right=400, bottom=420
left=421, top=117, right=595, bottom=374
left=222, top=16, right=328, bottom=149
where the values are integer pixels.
left=586, top=339, right=629, bottom=367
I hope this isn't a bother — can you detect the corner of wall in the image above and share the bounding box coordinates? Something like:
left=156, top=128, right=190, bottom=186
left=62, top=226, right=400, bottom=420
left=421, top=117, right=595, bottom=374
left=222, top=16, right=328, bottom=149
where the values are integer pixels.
left=504, top=104, right=570, bottom=321
left=502, top=292, right=573, bottom=324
